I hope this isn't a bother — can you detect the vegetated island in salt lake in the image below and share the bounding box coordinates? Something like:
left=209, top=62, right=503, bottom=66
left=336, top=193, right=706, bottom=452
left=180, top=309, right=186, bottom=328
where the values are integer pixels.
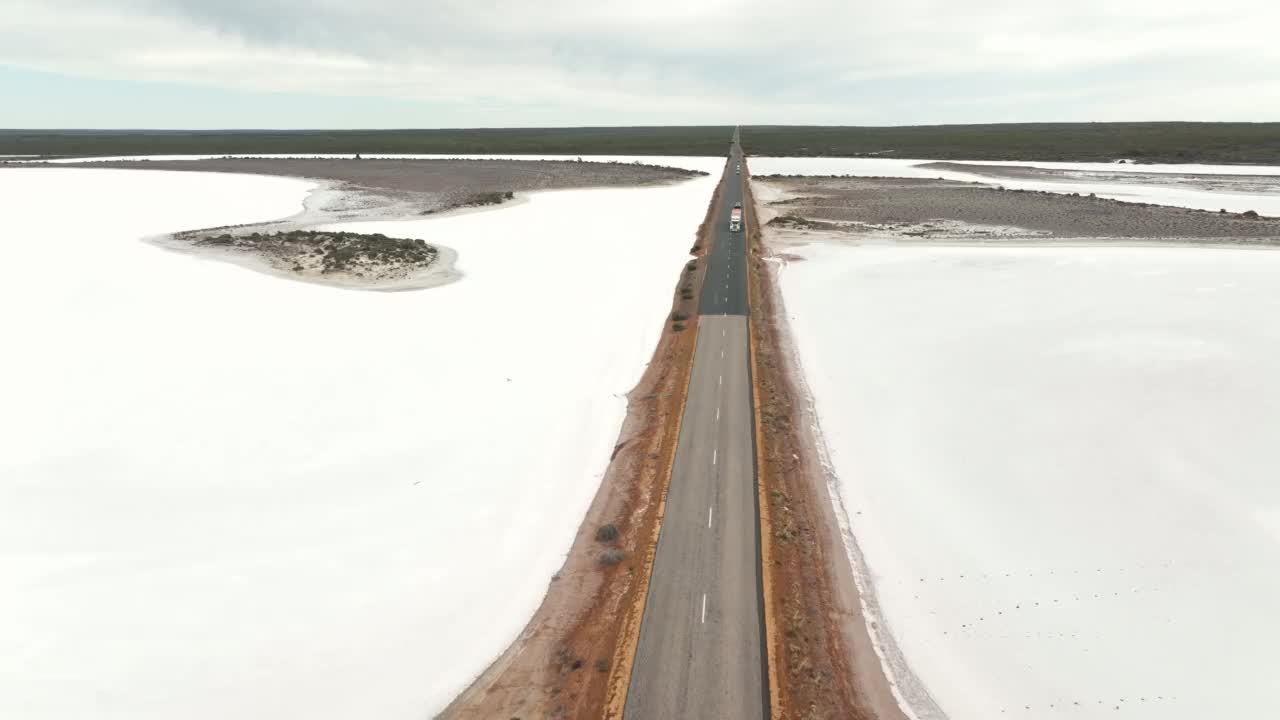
left=184, top=229, right=446, bottom=291
left=59, top=157, right=707, bottom=291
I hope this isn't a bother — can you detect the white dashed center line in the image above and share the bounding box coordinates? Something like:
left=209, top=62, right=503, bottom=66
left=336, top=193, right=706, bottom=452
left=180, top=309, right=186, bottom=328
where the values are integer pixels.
left=701, top=593, right=707, bottom=624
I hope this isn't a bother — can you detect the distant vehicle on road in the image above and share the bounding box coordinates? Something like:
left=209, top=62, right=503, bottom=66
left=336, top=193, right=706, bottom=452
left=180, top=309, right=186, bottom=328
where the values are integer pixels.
left=730, top=203, right=743, bottom=232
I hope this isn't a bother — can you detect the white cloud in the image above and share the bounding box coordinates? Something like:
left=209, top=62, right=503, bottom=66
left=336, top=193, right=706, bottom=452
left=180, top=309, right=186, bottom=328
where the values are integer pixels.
left=1, top=0, right=1278, bottom=124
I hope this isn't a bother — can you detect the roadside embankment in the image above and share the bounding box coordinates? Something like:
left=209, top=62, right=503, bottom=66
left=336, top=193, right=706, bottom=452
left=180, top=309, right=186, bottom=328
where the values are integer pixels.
left=745, top=164, right=916, bottom=720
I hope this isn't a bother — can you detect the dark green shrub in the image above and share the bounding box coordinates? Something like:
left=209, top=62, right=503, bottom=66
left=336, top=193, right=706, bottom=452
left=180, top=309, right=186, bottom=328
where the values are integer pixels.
left=595, top=524, right=619, bottom=543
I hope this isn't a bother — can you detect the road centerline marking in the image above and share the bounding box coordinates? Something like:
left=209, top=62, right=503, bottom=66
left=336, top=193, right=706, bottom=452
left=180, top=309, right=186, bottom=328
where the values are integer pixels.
left=626, top=139, right=763, bottom=719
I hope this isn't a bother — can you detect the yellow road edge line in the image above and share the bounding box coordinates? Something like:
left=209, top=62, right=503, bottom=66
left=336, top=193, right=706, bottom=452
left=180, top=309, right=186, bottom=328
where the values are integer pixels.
left=602, top=318, right=699, bottom=719
left=605, top=156, right=730, bottom=717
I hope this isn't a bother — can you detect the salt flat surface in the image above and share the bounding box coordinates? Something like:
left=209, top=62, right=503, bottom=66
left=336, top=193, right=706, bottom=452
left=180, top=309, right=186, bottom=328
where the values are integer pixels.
left=748, top=157, right=1280, bottom=216
left=778, top=242, right=1280, bottom=719
left=0, top=163, right=719, bottom=718
left=26, top=153, right=722, bottom=174
left=949, top=159, right=1280, bottom=176
left=750, top=157, right=1280, bottom=177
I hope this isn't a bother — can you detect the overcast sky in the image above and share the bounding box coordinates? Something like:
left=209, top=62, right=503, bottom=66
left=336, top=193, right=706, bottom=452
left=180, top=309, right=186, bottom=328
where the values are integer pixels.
left=2, top=0, right=1278, bottom=128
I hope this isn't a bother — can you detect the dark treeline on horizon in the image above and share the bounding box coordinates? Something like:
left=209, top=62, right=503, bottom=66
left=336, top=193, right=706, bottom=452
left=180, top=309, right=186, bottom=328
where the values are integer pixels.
left=3, top=122, right=1279, bottom=164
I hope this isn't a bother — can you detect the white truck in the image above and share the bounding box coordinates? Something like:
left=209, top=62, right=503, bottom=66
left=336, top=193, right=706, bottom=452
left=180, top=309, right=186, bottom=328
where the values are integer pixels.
left=730, top=203, right=743, bottom=232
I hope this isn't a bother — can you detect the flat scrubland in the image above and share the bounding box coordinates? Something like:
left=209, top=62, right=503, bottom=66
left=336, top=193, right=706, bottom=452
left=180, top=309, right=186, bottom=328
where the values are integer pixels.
left=7, top=123, right=1279, bottom=164
left=752, top=160, right=1280, bottom=719
left=0, top=126, right=734, bottom=158
left=0, top=160, right=721, bottom=719
left=741, top=122, right=1280, bottom=164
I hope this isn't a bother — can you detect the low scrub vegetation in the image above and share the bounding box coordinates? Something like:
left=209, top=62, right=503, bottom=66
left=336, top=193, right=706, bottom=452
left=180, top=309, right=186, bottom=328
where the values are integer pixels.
left=0, top=126, right=734, bottom=158
left=740, top=122, right=1280, bottom=164
left=197, top=229, right=437, bottom=274
left=766, top=214, right=840, bottom=231
left=461, top=190, right=514, bottom=207
left=10, top=124, right=1279, bottom=165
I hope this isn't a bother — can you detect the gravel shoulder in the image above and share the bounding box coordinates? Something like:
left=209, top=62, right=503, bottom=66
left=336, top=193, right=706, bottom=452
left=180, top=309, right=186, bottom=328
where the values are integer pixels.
left=746, top=170, right=922, bottom=720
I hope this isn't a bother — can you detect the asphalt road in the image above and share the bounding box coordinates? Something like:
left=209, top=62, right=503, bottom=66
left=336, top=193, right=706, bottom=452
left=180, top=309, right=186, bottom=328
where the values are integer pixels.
left=625, top=136, right=768, bottom=719
left=698, top=145, right=749, bottom=316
